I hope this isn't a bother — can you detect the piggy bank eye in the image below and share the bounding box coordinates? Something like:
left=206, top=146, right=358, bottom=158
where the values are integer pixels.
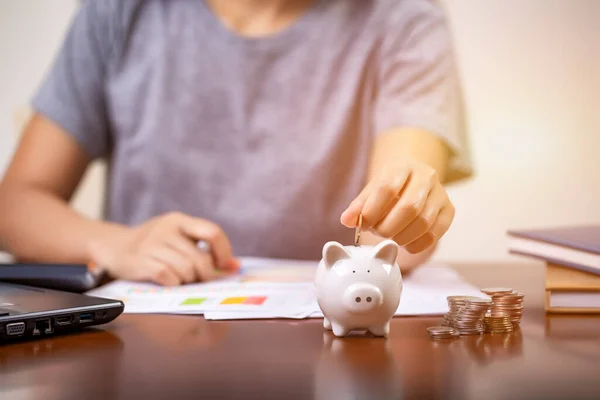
left=353, top=270, right=355, bottom=273
left=367, top=270, right=370, bottom=273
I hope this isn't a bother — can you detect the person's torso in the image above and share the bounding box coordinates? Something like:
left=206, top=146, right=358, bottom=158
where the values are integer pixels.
left=102, top=0, right=395, bottom=259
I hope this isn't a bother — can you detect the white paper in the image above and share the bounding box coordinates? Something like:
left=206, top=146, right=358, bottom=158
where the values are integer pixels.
left=87, top=257, right=485, bottom=320
left=203, top=265, right=486, bottom=320
left=87, top=279, right=316, bottom=314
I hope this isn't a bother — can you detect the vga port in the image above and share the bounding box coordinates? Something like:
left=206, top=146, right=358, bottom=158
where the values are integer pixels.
left=6, top=322, right=25, bottom=336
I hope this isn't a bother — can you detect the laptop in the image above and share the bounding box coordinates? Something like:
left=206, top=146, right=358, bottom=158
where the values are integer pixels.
left=0, top=282, right=124, bottom=341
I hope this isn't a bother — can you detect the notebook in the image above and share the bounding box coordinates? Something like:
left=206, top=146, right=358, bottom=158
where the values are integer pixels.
left=545, top=263, right=600, bottom=313
left=507, top=225, right=600, bottom=275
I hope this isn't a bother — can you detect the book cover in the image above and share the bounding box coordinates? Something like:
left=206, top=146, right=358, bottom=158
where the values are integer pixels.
left=546, top=264, right=600, bottom=291
left=508, top=225, right=600, bottom=254
left=507, top=225, right=600, bottom=275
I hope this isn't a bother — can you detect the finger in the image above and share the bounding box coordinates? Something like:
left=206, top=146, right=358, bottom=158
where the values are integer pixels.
left=404, top=233, right=436, bottom=254
left=151, top=245, right=196, bottom=284
left=164, top=234, right=208, bottom=278
left=164, top=236, right=223, bottom=282
left=359, top=168, right=411, bottom=228
left=196, top=240, right=241, bottom=271
left=340, top=181, right=374, bottom=227
left=391, top=185, right=445, bottom=245
left=404, top=204, right=454, bottom=253
left=194, top=251, right=220, bottom=281
left=372, top=175, right=435, bottom=238
left=168, top=235, right=218, bottom=281
left=196, top=251, right=239, bottom=281
left=144, top=259, right=181, bottom=286
left=178, top=217, right=234, bottom=269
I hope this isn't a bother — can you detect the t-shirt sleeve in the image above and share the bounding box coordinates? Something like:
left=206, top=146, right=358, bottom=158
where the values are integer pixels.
left=375, top=1, right=473, bottom=183
left=31, top=1, right=118, bottom=160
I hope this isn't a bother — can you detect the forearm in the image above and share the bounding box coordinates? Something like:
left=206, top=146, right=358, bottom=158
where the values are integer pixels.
left=0, top=182, right=125, bottom=264
left=352, top=127, right=451, bottom=271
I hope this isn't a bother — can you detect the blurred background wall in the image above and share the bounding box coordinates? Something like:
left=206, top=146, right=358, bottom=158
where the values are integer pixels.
left=1, top=0, right=599, bottom=263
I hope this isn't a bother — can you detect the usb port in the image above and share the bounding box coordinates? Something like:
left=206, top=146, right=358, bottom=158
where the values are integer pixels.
left=79, top=313, right=93, bottom=323
left=56, top=315, right=74, bottom=326
left=6, top=322, right=25, bottom=336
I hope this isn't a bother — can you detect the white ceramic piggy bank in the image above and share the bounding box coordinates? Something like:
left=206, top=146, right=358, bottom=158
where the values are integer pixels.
left=315, top=239, right=403, bottom=338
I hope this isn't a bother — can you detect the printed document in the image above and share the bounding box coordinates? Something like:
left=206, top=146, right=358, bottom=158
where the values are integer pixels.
left=86, top=258, right=485, bottom=319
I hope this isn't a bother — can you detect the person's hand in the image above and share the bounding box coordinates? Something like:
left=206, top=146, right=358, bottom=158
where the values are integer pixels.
left=340, top=158, right=455, bottom=254
left=89, top=212, right=240, bottom=286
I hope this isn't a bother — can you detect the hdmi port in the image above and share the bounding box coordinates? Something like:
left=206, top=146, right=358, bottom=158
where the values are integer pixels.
left=56, top=315, right=74, bottom=326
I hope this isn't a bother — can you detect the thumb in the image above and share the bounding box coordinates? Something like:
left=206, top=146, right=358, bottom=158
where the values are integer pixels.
left=340, top=183, right=372, bottom=228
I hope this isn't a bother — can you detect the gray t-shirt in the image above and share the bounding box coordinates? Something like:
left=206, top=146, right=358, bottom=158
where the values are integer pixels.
left=32, top=0, right=472, bottom=260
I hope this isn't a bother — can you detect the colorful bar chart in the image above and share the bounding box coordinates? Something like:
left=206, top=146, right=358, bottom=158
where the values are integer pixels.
left=180, top=298, right=207, bottom=306
left=220, top=296, right=267, bottom=305
left=178, top=296, right=268, bottom=307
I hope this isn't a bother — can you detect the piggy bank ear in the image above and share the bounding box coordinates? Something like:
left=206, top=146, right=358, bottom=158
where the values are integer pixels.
left=372, top=239, right=399, bottom=265
left=322, top=241, right=351, bottom=268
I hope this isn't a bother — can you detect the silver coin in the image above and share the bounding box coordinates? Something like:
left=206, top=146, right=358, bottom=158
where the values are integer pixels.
left=427, top=326, right=456, bottom=333
left=481, top=287, right=514, bottom=294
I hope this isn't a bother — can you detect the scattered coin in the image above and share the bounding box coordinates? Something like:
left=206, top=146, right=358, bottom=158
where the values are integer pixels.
left=427, top=326, right=459, bottom=340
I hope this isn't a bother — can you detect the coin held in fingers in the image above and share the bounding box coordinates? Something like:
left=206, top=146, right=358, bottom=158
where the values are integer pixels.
left=355, top=213, right=363, bottom=246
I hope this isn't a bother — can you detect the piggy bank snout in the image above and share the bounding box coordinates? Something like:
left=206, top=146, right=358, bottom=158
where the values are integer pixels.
left=343, top=283, right=383, bottom=312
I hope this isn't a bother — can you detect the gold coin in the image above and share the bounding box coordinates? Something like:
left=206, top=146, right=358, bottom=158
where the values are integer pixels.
left=355, top=213, right=363, bottom=245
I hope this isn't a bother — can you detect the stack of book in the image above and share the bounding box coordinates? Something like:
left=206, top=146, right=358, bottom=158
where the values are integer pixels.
left=507, top=225, right=600, bottom=313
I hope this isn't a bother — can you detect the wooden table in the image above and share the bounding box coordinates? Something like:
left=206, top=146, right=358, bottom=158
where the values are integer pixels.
left=1, top=262, right=599, bottom=400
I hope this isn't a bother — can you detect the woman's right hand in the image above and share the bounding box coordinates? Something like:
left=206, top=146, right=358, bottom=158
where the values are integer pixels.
left=89, top=212, right=240, bottom=286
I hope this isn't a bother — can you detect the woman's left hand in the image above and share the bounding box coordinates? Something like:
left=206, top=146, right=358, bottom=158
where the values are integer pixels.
left=340, top=158, right=455, bottom=254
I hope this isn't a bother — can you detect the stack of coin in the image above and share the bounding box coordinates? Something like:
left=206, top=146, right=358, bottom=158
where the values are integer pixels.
left=444, top=296, right=471, bottom=326
left=482, top=313, right=513, bottom=333
left=452, top=297, right=492, bottom=335
left=427, top=326, right=460, bottom=340
left=481, top=288, right=525, bottom=326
